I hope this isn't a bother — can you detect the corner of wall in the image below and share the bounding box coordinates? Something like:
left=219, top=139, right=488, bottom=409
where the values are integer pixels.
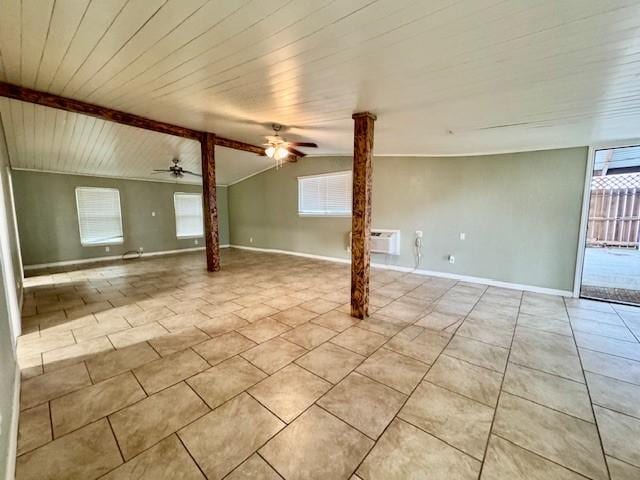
left=4, top=363, right=19, bottom=480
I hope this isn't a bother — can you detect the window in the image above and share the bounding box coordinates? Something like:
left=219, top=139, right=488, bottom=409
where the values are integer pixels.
left=174, top=192, right=204, bottom=238
left=298, top=171, right=352, bottom=216
left=75, top=187, right=124, bottom=246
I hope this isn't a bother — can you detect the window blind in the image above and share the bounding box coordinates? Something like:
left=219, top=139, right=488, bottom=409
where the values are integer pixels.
left=75, top=187, right=124, bottom=246
left=298, top=171, right=352, bottom=216
left=174, top=192, right=204, bottom=238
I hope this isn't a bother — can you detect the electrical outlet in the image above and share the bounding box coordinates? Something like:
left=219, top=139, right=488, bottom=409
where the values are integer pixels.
left=448, top=255, right=455, bottom=264
left=194, top=239, right=198, bottom=245
left=249, top=237, right=254, bottom=243
left=138, top=247, right=144, bottom=253
left=105, top=246, right=110, bottom=253
left=459, top=232, right=466, bottom=240
left=415, top=230, right=423, bottom=238
left=151, top=211, right=156, bottom=217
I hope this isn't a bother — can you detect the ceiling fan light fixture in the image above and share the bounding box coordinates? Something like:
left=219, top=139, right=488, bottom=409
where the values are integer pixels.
left=265, top=145, right=276, bottom=158
left=275, top=146, right=289, bottom=160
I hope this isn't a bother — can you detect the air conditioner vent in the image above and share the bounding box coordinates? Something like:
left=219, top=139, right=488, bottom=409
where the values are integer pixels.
left=349, top=229, right=400, bottom=255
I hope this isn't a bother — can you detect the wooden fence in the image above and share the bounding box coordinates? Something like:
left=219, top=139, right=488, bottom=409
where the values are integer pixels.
left=587, top=173, right=640, bottom=248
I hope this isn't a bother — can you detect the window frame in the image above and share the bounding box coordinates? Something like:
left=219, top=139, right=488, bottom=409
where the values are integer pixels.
left=75, top=187, right=124, bottom=247
left=297, top=170, right=353, bottom=217
left=173, top=192, right=204, bottom=239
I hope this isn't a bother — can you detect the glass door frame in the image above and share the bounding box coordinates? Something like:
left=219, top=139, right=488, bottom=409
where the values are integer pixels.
left=573, top=138, right=640, bottom=298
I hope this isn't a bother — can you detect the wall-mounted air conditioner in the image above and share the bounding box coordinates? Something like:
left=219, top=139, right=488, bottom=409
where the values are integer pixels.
left=349, top=229, right=400, bottom=255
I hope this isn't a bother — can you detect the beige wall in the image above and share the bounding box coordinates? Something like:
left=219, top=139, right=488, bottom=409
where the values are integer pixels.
left=229, top=148, right=588, bottom=292
left=12, top=171, right=230, bottom=266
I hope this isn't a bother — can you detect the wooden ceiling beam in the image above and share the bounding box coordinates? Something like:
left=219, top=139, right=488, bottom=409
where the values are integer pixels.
left=214, top=136, right=265, bottom=156
left=0, top=81, right=265, bottom=155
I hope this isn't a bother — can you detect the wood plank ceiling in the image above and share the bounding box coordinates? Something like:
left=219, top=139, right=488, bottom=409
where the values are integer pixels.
left=1, top=0, right=640, bottom=183
left=0, top=98, right=268, bottom=185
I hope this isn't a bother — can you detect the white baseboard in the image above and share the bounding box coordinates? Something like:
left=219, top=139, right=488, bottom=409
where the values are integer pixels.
left=232, top=244, right=352, bottom=265
left=23, top=245, right=231, bottom=271
left=230, top=244, right=573, bottom=297
left=5, top=362, right=19, bottom=480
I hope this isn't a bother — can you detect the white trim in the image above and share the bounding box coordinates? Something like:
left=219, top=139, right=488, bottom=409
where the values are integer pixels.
left=10, top=167, right=228, bottom=186
left=0, top=169, right=22, bottom=345
left=7, top=167, right=24, bottom=299
left=296, top=169, right=352, bottom=180
left=227, top=146, right=594, bottom=189
left=298, top=213, right=351, bottom=218
left=23, top=245, right=231, bottom=271
left=232, top=244, right=352, bottom=265
left=227, top=164, right=278, bottom=186
left=573, top=139, right=640, bottom=297
left=305, top=144, right=589, bottom=158
left=5, top=362, right=19, bottom=480
left=230, top=245, right=573, bottom=297
left=573, top=146, right=597, bottom=297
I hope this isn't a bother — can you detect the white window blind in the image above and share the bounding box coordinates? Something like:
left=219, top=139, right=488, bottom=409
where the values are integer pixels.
left=174, top=193, right=204, bottom=238
left=298, top=171, right=352, bottom=216
left=75, top=187, right=124, bottom=246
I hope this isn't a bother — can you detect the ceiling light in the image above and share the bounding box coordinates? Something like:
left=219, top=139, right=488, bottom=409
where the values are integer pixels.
left=274, top=146, right=289, bottom=160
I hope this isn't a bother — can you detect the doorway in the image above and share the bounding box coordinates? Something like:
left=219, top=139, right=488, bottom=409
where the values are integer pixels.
left=577, top=144, right=640, bottom=305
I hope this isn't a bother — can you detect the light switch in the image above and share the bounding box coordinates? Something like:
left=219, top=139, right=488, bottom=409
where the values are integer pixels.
left=459, top=232, right=466, bottom=240
left=151, top=211, right=156, bottom=217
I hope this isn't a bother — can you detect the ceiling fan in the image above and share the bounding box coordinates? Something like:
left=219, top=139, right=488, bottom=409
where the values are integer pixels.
left=263, top=124, right=318, bottom=168
left=152, top=158, right=201, bottom=178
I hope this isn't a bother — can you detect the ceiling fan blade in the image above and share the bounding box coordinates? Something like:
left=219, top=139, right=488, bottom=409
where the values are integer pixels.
left=153, top=169, right=170, bottom=172
left=288, top=142, right=318, bottom=148
left=287, top=147, right=306, bottom=158
left=182, top=170, right=202, bottom=177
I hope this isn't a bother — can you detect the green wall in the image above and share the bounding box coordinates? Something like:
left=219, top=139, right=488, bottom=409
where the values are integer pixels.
left=229, top=149, right=588, bottom=292
left=12, top=171, right=229, bottom=266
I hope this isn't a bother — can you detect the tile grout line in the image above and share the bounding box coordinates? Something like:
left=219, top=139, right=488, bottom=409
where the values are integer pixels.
left=602, top=453, right=640, bottom=472
left=591, top=404, right=640, bottom=423
left=577, top=343, right=640, bottom=364
left=17, top=252, right=639, bottom=478
left=491, top=432, right=595, bottom=480
left=222, top=278, right=449, bottom=479
left=175, top=433, right=209, bottom=479
left=582, top=368, right=640, bottom=388
left=610, top=305, right=640, bottom=343
left=475, top=288, right=523, bottom=479
left=563, top=296, right=613, bottom=480
left=348, top=277, right=484, bottom=478
left=105, top=415, right=126, bottom=466
left=506, top=358, right=587, bottom=384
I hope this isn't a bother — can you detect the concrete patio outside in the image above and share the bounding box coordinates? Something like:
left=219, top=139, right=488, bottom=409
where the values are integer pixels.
left=581, top=247, right=640, bottom=305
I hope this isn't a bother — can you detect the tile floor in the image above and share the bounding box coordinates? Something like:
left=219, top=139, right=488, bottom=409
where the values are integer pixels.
left=14, top=249, right=640, bottom=479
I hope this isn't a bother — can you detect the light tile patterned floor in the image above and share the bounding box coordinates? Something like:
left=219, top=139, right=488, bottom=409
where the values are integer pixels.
left=15, top=249, right=640, bottom=479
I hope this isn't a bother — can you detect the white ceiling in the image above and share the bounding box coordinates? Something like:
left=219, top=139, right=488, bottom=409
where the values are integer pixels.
left=0, top=98, right=272, bottom=185
left=1, top=0, right=640, bottom=182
